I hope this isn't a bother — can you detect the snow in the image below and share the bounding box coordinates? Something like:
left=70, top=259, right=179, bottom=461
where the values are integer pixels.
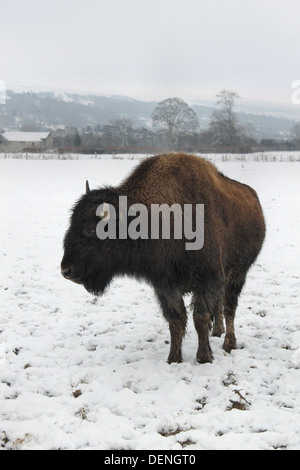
left=0, top=155, right=300, bottom=450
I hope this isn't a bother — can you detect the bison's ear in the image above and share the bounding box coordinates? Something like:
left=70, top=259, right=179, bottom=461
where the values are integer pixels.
left=86, top=180, right=91, bottom=194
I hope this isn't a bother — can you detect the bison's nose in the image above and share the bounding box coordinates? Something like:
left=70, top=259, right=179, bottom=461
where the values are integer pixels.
left=61, top=264, right=83, bottom=284
left=61, top=265, right=73, bottom=279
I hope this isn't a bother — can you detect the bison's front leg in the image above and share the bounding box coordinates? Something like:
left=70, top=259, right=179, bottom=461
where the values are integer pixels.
left=156, top=290, right=187, bottom=363
left=167, top=316, right=187, bottom=363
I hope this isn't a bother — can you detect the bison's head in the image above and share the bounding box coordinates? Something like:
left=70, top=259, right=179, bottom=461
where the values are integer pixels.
left=60, top=182, right=121, bottom=296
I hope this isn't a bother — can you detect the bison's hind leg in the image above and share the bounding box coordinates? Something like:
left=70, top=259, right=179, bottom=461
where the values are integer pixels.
left=223, top=275, right=246, bottom=353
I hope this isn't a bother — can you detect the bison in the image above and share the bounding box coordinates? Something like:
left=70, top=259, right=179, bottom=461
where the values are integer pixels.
left=61, top=153, right=265, bottom=364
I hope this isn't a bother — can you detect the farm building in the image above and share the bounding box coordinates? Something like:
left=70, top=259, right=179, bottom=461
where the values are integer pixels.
left=0, top=131, right=54, bottom=152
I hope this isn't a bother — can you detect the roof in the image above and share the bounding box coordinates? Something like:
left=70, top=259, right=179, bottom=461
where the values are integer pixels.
left=2, top=132, right=50, bottom=142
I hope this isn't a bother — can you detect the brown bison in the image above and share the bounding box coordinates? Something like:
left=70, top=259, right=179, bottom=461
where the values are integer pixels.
left=61, top=153, right=265, bottom=364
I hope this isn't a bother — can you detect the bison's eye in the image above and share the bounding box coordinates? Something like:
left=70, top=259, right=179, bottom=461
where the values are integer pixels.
left=83, top=224, right=97, bottom=238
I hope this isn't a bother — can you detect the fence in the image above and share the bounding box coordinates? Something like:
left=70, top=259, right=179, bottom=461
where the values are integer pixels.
left=1, top=151, right=300, bottom=162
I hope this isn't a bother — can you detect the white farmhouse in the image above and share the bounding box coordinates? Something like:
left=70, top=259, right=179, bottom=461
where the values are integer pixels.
left=0, top=131, right=54, bottom=152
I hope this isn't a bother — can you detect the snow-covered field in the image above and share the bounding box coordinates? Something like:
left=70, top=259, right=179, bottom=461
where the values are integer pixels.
left=0, top=155, right=300, bottom=450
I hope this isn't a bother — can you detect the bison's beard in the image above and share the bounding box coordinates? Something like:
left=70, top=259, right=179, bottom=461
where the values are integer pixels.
left=83, top=270, right=113, bottom=297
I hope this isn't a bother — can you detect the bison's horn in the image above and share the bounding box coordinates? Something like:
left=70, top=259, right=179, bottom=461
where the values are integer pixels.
left=86, top=180, right=91, bottom=194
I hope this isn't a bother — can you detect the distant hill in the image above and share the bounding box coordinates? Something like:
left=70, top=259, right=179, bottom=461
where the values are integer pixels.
left=0, top=90, right=156, bottom=130
left=0, top=87, right=299, bottom=140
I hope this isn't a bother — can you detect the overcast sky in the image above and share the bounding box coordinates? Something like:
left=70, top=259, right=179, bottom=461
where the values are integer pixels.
left=1, top=0, right=300, bottom=104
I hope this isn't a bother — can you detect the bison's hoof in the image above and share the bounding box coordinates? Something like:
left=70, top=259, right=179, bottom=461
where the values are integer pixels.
left=196, top=348, right=213, bottom=364
left=223, top=336, right=237, bottom=353
left=167, top=354, right=183, bottom=364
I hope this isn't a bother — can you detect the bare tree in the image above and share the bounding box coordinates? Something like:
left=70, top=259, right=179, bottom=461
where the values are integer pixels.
left=110, top=118, right=134, bottom=147
left=291, top=122, right=300, bottom=140
left=290, top=122, right=300, bottom=149
left=152, top=97, right=199, bottom=149
left=209, top=89, right=242, bottom=148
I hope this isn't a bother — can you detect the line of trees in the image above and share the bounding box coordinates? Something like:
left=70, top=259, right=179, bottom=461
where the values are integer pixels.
left=53, top=90, right=300, bottom=154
